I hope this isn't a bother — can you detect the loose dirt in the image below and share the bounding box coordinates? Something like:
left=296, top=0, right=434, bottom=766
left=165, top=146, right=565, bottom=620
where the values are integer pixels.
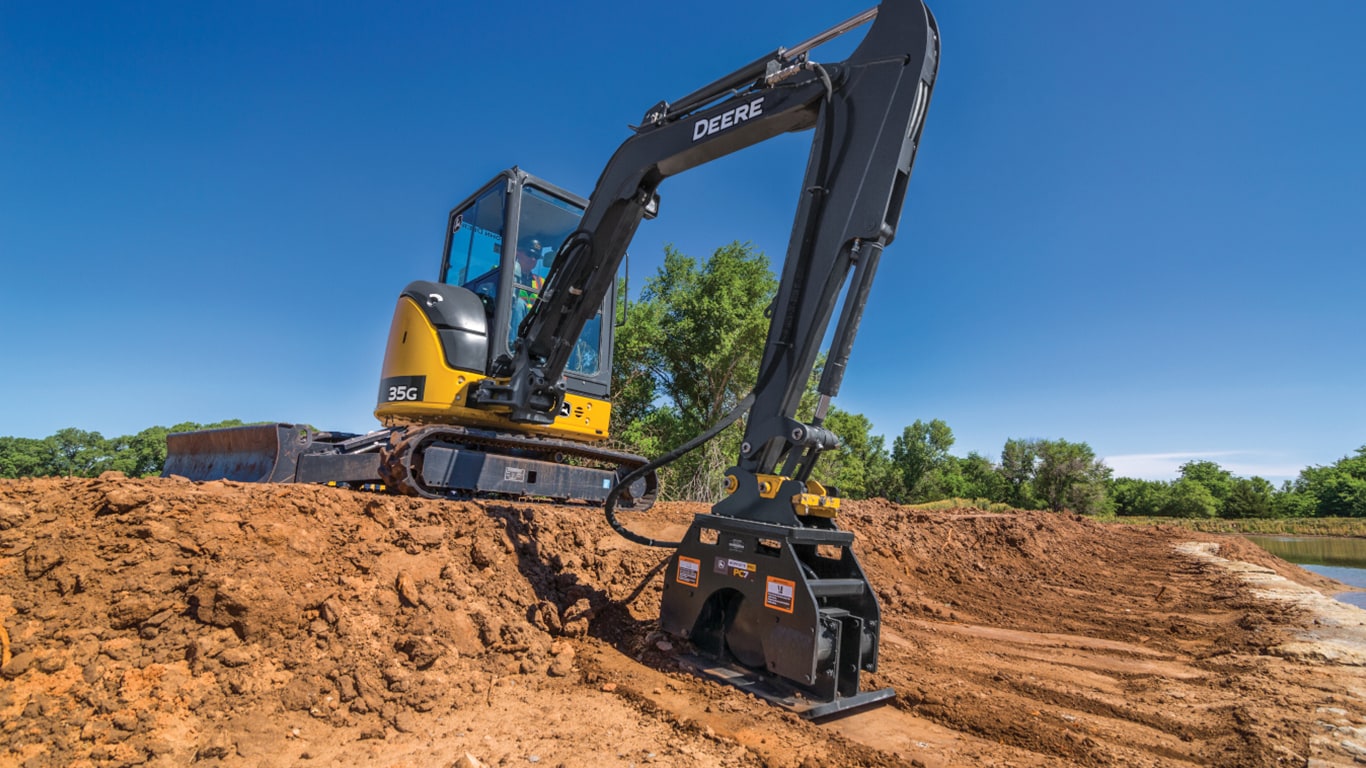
left=2, top=474, right=1364, bottom=767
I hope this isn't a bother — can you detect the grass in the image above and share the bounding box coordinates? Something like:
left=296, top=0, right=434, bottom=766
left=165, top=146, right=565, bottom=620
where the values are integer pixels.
left=1112, top=516, right=1366, bottom=538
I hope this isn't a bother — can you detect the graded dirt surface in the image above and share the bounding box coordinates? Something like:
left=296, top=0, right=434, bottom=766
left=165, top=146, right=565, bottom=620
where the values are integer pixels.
left=2, top=475, right=1365, bottom=767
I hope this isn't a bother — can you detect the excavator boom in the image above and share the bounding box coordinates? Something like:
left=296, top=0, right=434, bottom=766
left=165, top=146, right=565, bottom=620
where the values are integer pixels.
left=475, top=0, right=939, bottom=716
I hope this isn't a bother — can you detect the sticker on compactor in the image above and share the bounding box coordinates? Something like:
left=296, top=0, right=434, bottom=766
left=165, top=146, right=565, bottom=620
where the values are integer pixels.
left=676, top=556, right=701, bottom=587
left=765, top=576, right=796, bottom=613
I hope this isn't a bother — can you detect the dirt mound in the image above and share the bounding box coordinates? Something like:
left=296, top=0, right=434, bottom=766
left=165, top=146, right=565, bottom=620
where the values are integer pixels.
left=2, top=475, right=1363, bottom=767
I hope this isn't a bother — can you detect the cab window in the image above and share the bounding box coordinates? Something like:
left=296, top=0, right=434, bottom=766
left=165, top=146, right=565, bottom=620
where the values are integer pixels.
left=445, top=185, right=505, bottom=304
left=509, top=187, right=601, bottom=376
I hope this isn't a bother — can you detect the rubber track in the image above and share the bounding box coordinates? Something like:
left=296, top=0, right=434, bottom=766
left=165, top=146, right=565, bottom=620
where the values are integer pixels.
left=379, top=424, right=658, bottom=510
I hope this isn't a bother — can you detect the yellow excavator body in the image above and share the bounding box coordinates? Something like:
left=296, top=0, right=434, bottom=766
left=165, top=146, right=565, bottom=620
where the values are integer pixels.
left=373, top=295, right=611, bottom=440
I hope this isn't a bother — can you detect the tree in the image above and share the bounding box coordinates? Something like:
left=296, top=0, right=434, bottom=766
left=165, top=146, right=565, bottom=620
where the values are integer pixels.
left=919, top=456, right=967, bottom=502
left=956, top=451, right=1007, bottom=502
left=999, top=438, right=1039, bottom=509
left=611, top=242, right=777, bottom=501
left=1178, top=460, right=1234, bottom=515
left=891, top=419, right=955, bottom=502
left=47, top=428, right=109, bottom=477
left=0, top=437, right=52, bottom=479
left=1272, top=480, right=1317, bottom=518
left=1163, top=478, right=1218, bottom=518
left=1032, top=438, right=1112, bottom=515
left=1224, top=476, right=1275, bottom=519
left=0, top=419, right=249, bottom=480
left=610, top=241, right=896, bottom=503
left=863, top=455, right=908, bottom=502
left=1108, top=477, right=1170, bottom=517
left=1293, top=447, right=1366, bottom=518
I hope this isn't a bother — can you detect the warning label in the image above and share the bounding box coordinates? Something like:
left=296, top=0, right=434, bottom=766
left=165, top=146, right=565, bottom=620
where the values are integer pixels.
left=765, top=576, right=796, bottom=613
left=676, top=556, right=701, bottom=587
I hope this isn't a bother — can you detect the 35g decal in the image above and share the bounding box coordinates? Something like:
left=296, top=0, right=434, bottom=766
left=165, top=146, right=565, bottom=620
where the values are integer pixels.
left=379, top=376, right=426, bottom=403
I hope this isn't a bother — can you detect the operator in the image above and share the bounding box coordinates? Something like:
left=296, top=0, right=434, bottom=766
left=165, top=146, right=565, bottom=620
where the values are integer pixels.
left=509, top=237, right=547, bottom=346
left=514, top=238, right=545, bottom=306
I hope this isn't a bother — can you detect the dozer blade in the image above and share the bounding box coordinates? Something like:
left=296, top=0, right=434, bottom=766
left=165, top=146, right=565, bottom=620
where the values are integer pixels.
left=163, top=423, right=320, bottom=483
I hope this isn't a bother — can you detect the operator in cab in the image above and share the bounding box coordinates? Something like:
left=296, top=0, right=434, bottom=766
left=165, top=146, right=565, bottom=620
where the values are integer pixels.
left=510, top=237, right=550, bottom=346
left=514, top=238, right=546, bottom=306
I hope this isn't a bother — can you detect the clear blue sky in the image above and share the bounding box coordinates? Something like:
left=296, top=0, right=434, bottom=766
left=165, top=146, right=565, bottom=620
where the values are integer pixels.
left=3, top=1, right=1363, bottom=483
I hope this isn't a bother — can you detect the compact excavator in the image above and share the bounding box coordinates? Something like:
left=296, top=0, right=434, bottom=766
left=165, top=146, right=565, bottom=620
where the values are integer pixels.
left=166, top=0, right=938, bottom=717
left=167, top=169, right=660, bottom=509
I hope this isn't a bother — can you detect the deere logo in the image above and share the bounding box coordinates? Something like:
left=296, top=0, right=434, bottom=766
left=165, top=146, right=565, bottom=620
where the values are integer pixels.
left=693, top=97, right=765, bottom=141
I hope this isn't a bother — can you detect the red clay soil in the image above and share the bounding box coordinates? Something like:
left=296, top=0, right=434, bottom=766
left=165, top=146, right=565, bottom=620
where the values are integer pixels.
left=1, top=474, right=1364, bottom=767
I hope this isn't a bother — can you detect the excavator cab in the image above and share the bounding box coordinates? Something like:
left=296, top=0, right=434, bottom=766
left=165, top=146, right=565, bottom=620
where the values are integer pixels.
left=374, top=168, right=614, bottom=441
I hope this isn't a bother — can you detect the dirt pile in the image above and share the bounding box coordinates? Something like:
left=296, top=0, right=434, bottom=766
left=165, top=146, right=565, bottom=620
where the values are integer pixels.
left=2, top=475, right=1364, bottom=767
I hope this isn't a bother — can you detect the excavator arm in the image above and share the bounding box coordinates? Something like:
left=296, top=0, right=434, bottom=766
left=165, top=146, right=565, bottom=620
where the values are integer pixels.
left=469, top=0, right=940, bottom=717
left=471, top=0, right=938, bottom=465
left=469, top=1, right=939, bottom=716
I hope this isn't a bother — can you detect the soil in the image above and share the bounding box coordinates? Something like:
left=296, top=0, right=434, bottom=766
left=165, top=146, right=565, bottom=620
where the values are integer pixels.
left=2, top=474, right=1364, bottom=767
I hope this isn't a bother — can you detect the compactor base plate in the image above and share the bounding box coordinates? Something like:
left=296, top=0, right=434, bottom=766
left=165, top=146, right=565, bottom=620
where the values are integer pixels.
left=675, top=653, right=894, bottom=720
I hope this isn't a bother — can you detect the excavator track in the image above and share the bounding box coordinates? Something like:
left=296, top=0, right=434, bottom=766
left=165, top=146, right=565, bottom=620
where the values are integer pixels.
left=379, top=424, right=658, bottom=510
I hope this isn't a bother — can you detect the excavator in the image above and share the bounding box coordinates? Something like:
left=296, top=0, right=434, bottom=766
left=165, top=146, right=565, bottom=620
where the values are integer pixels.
left=166, top=168, right=660, bottom=509
left=166, top=0, right=938, bottom=717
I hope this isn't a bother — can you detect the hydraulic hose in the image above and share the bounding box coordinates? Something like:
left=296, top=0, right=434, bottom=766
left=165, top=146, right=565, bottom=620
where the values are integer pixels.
left=603, top=393, right=756, bottom=548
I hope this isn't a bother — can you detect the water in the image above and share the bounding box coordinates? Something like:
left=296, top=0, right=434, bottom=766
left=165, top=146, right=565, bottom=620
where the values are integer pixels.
left=1244, top=535, right=1366, bottom=609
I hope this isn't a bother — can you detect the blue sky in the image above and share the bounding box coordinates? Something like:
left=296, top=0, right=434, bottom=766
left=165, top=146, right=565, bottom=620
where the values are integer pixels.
left=2, top=1, right=1362, bottom=482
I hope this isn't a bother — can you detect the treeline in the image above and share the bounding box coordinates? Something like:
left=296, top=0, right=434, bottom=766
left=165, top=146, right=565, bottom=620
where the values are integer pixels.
left=610, top=242, right=1365, bottom=519
left=0, top=421, right=245, bottom=479
left=1110, top=452, right=1366, bottom=519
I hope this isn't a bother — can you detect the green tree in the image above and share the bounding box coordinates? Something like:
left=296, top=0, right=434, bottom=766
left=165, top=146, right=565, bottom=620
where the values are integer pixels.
left=1163, top=478, right=1218, bottom=518
left=1272, top=480, right=1317, bottom=518
left=1108, top=477, right=1171, bottom=517
left=1033, top=438, right=1112, bottom=515
left=1224, top=476, right=1275, bottom=519
left=1178, top=460, right=1234, bottom=515
left=919, top=457, right=967, bottom=502
left=0, top=419, right=249, bottom=480
left=611, top=242, right=777, bottom=501
left=999, top=438, right=1039, bottom=509
left=864, top=456, right=908, bottom=501
left=891, top=418, right=955, bottom=502
left=47, top=428, right=109, bottom=477
left=1293, top=447, right=1366, bottom=518
left=106, top=427, right=164, bottom=477
left=0, top=436, right=53, bottom=479
left=956, top=451, right=1007, bottom=502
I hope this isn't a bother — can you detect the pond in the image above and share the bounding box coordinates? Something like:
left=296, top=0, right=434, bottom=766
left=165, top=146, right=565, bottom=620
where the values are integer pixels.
left=1244, top=535, right=1366, bottom=609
